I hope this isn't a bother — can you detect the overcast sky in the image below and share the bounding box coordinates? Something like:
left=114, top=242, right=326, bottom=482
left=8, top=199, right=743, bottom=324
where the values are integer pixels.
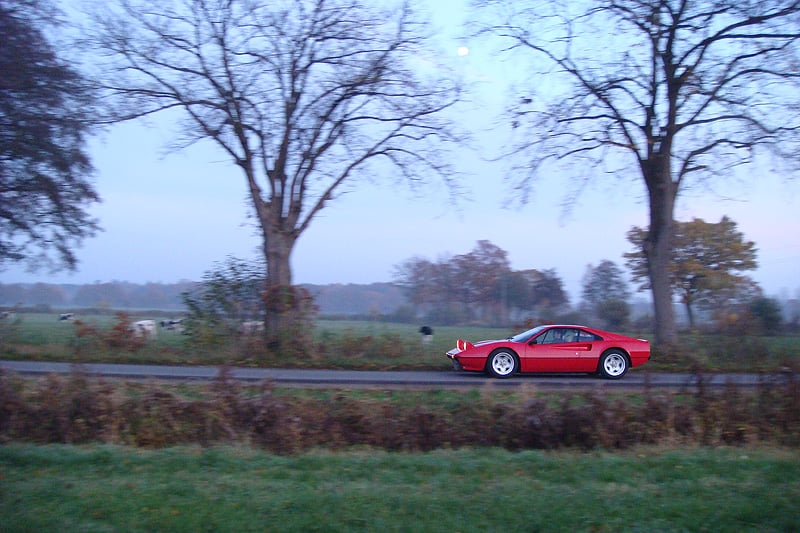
left=3, top=0, right=799, bottom=303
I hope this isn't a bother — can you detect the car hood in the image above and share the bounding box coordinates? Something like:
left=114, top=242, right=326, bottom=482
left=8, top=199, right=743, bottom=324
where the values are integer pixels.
left=475, top=339, right=504, bottom=346
left=449, top=338, right=506, bottom=356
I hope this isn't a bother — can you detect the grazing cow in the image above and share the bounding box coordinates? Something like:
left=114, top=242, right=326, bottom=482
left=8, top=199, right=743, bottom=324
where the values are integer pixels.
left=419, top=325, right=434, bottom=344
left=59, top=313, right=75, bottom=321
left=159, top=318, right=185, bottom=332
left=0, top=311, right=16, bottom=321
left=129, top=319, right=157, bottom=339
left=239, top=320, right=265, bottom=335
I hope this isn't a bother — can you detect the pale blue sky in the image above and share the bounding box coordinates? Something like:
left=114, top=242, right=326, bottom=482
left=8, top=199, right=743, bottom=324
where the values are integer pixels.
left=3, top=0, right=799, bottom=302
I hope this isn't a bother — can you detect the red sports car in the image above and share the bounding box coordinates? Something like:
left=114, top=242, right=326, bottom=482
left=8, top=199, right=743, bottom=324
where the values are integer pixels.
left=446, top=325, right=650, bottom=379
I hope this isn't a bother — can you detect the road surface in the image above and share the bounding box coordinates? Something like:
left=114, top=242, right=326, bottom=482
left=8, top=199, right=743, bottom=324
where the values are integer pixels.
left=0, top=360, right=786, bottom=390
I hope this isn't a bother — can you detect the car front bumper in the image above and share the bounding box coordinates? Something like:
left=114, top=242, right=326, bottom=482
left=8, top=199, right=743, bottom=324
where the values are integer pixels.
left=446, top=349, right=463, bottom=371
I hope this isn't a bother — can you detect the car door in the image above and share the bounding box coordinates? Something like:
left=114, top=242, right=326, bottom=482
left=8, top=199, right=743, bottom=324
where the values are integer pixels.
left=570, top=329, right=603, bottom=372
left=521, top=327, right=585, bottom=372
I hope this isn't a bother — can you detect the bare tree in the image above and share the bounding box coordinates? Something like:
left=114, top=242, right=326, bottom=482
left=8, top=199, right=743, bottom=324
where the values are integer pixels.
left=478, top=0, right=800, bottom=345
left=581, top=260, right=631, bottom=309
left=581, top=259, right=631, bottom=328
left=392, top=256, right=441, bottom=315
left=394, top=241, right=570, bottom=325
left=453, top=239, right=511, bottom=320
left=526, top=268, right=569, bottom=314
left=84, top=0, right=462, bottom=344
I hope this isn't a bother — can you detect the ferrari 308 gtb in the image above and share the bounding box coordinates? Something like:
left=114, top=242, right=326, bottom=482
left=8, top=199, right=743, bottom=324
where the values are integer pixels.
left=446, top=325, right=650, bottom=379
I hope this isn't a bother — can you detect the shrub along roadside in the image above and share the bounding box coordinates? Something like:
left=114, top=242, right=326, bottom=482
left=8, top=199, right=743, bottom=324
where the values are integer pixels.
left=2, top=368, right=798, bottom=454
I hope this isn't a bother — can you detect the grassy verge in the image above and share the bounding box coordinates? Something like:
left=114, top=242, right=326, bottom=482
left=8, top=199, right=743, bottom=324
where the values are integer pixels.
left=2, top=313, right=799, bottom=372
left=1, top=444, right=797, bottom=532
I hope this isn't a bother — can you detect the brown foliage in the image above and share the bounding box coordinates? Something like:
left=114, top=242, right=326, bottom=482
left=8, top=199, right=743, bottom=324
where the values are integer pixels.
left=1, top=368, right=799, bottom=453
left=0, top=368, right=114, bottom=444
left=72, top=312, right=146, bottom=354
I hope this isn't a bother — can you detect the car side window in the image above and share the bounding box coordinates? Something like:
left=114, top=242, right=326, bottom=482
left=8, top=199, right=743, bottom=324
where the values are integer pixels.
left=536, top=328, right=601, bottom=344
left=540, top=328, right=570, bottom=344
left=576, top=330, right=601, bottom=342
left=537, top=330, right=556, bottom=344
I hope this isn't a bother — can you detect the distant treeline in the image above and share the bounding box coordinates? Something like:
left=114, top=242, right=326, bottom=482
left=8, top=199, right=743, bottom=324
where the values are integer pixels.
left=0, top=281, right=407, bottom=316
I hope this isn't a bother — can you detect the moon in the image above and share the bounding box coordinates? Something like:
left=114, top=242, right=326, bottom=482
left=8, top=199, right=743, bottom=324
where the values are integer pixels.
left=457, top=46, right=469, bottom=57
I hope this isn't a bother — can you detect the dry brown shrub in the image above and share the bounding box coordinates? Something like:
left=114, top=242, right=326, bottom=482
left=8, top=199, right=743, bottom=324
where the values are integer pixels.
left=72, top=312, right=146, bottom=355
left=2, top=367, right=800, bottom=453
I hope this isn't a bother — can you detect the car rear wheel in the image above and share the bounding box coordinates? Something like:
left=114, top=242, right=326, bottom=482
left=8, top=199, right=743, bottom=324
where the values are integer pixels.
left=598, top=350, right=628, bottom=379
left=487, top=350, right=518, bottom=378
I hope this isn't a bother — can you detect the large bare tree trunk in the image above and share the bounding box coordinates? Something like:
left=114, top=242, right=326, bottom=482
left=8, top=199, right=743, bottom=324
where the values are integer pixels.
left=256, top=199, right=302, bottom=345
left=263, top=228, right=294, bottom=338
left=684, top=301, right=695, bottom=331
left=644, top=156, right=678, bottom=346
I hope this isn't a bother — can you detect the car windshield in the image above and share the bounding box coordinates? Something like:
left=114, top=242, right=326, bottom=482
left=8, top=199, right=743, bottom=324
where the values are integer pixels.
left=510, top=326, right=547, bottom=343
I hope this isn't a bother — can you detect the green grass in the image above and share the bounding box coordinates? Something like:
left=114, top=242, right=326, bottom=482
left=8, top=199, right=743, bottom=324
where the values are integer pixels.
left=0, top=312, right=202, bottom=364
left=315, top=319, right=508, bottom=347
left=1, top=444, right=798, bottom=532
left=0, top=314, right=512, bottom=369
left=2, top=312, right=799, bottom=372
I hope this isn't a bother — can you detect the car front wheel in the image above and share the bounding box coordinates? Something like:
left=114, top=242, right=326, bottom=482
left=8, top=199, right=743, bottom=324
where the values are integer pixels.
left=598, top=350, right=629, bottom=379
left=487, top=350, right=518, bottom=378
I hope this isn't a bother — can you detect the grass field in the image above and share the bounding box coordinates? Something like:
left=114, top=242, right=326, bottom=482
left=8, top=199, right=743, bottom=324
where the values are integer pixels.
left=1, top=312, right=799, bottom=372
left=0, top=313, right=516, bottom=369
left=2, top=316, right=798, bottom=531
left=1, top=444, right=798, bottom=532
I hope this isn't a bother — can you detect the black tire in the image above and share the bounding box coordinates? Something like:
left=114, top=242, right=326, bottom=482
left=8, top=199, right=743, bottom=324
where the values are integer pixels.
left=598, top=350, right=629, bottom=379
left=486, top=349, right=518, bottom=378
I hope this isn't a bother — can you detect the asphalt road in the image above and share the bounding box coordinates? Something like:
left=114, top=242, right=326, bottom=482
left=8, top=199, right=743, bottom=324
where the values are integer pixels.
left=0, top=360, right=786, bottom=390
